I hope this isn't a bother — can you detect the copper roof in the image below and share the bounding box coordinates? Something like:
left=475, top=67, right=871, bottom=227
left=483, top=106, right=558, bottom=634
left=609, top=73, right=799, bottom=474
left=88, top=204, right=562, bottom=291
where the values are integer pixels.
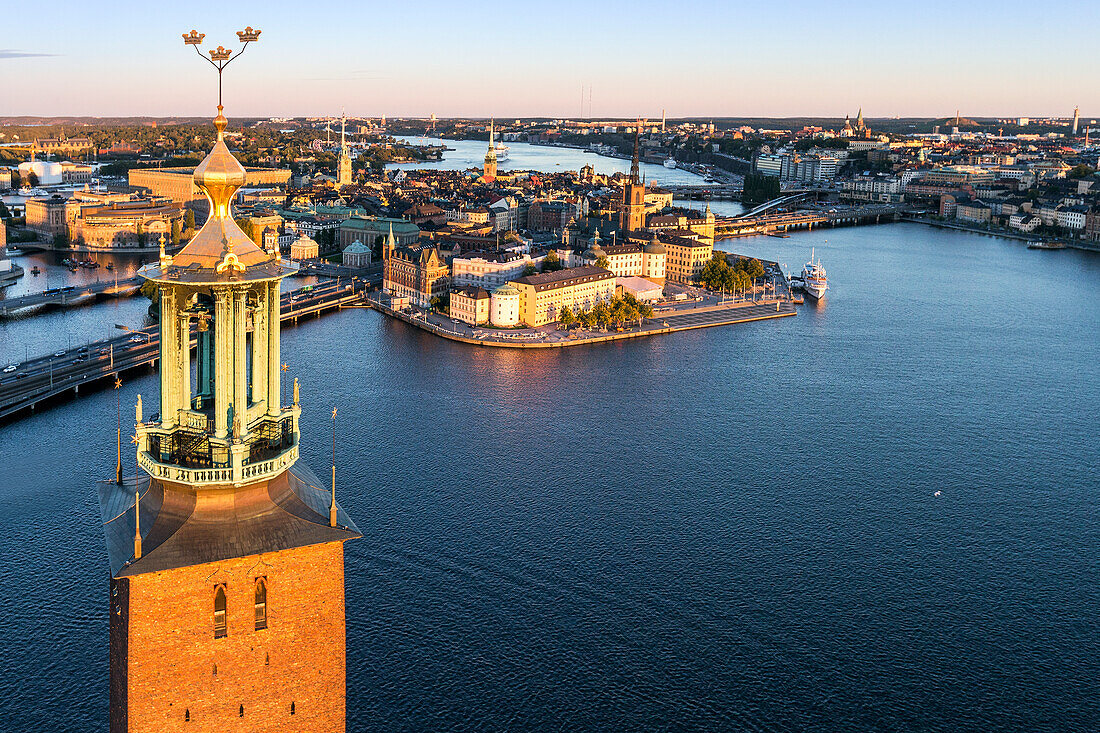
left=99, top=461, right=359, bottom=578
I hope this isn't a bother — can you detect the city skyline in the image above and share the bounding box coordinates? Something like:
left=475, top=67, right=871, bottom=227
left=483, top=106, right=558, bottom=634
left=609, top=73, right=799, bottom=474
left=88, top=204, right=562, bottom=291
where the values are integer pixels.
left=2, top=0, right=1098, bottom=119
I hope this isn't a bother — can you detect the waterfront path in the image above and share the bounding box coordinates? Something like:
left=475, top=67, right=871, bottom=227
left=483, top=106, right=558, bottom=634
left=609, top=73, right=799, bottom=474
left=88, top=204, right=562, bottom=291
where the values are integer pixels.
left=370, top=294, right=796, bottom=349
left=900, top=215, right=1100, bottom=252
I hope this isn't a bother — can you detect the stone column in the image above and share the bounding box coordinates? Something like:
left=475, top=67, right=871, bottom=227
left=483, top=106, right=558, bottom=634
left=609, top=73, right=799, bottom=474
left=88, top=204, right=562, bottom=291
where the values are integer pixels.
left=233, top=288, right=248, bottom=438
left=178, top=309, right=191, bottom=416
left=267, top=281, right=281, bottom=416
left=250, top=286, right=268, bottom=419
left=213, top=287, right=231, bottom=438
left=159, top=287, right=178, bottom=428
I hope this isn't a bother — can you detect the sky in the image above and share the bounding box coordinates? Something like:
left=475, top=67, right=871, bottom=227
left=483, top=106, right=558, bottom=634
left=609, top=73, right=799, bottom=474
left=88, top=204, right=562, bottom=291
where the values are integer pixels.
left=1, top=0, right=1098, bottom=120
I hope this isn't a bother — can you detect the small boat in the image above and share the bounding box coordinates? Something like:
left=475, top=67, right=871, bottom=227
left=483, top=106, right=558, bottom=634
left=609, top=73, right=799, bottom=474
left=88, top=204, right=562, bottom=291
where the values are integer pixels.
left=663, top=157, right=677, bottom=169
left=1027, top=240, right=1065, bottom=250
left=801, top=248, right=828, bottom=300
left=31, top=266, right=41, bottom=276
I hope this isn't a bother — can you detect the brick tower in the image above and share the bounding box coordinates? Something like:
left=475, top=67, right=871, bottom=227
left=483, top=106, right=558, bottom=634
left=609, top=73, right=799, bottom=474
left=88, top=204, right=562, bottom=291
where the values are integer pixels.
left=619, top=125, right=646, bottom=232
left=98, top=30, right=358, bottom=732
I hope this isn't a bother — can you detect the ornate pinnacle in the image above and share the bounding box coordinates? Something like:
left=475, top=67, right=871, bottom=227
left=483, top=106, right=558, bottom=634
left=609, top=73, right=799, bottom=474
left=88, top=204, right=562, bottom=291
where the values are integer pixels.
left=182, top=26, right=261, bottom=108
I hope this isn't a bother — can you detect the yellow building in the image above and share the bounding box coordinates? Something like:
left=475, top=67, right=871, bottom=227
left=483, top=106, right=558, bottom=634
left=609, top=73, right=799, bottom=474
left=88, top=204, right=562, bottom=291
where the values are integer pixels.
left=24, top=195, right=68, bottom=237
left=289, top=232, right=319, bottom=261
left=662, top=234, right=713, bottom=284
left=512, top=265, right=616, bottom=326
left=647, top=204, right=716, bottom=243
left=450, top=286, right=491, bottom=325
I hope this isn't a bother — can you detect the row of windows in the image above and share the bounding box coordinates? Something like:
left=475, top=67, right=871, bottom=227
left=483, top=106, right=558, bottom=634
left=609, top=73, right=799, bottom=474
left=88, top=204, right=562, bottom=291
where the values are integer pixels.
left=213, top=578, right=267, bottom=639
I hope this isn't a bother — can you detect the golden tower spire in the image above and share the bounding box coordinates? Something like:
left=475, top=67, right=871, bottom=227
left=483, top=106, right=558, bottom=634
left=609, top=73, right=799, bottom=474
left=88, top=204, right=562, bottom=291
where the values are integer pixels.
left=114, top=377, right=123, bottom=485
left=133, top=488, right=142, bottom=560
left=330, top=406, right=338, bottom=527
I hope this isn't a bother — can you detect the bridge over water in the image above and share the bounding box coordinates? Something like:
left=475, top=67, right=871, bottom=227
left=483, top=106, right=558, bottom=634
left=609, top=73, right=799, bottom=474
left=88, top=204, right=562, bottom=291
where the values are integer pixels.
left=715, top=203, right=903, bottom=239
left=0, top=278, right=373, bottom=423
left=0, top=276, right=143, bottom=318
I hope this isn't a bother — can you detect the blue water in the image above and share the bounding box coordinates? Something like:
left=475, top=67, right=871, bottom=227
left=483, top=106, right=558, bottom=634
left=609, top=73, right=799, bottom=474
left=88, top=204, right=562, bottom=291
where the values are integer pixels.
left=1, top=222, right=1098, bottom=731
left=392, top=136, right=707, bottom=186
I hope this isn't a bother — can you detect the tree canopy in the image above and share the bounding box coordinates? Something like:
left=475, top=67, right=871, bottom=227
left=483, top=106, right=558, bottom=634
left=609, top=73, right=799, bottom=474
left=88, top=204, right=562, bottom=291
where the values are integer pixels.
left=699, top=251, right=764, bottom=291
left=564, top=293, right=654, bottom=330
left=1067, top=164, right=1096, bottom=180
left=742, top=173, right=781, bottom=204
left=542, top=249, right=563, bottom=272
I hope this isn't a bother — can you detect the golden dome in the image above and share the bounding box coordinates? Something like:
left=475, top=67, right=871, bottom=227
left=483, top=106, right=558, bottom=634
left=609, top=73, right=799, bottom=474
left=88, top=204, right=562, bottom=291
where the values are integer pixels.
left=171, top=106, right=269, bottom=272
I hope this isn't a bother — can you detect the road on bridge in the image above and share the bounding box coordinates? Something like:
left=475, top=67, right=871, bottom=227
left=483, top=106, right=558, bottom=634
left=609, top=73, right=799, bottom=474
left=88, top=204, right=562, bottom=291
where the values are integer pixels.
left=0, top=277, right=371, bottom=422
left=0, top=275, right=143, bottom=317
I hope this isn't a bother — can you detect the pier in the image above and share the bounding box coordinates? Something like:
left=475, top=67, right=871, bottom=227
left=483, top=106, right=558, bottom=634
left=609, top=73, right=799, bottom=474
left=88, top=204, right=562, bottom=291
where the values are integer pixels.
left=0, top=278, right=368, bottom=422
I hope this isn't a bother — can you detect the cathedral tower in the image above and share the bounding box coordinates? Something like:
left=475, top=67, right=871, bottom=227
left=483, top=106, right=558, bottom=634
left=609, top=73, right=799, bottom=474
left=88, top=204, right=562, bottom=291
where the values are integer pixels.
left=99, top=29, right=358, bottom=733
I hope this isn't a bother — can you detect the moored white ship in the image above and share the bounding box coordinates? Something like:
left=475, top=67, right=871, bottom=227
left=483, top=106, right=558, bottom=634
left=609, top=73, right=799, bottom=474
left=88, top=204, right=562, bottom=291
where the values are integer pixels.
left=663, top=157, right=677, bottom=169
left=801, top=248, right=827, bottom=299
left=494, top=142, right=509, bottom=161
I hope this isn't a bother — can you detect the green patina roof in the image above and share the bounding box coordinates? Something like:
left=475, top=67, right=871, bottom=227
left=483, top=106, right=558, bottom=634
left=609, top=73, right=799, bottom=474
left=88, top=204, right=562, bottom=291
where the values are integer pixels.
left=340, top=216, right=420, bottom=235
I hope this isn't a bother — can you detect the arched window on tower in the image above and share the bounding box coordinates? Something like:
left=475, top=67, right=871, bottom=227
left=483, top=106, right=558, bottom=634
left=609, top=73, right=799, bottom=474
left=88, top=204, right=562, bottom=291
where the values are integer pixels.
left=214, top=585, right=227, bottom=639
left=254, top=578, right=267, bottom=630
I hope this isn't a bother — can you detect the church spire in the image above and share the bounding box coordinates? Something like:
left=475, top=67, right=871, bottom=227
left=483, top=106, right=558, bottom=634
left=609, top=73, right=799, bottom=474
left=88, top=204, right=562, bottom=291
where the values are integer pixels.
left=630, top=122, right=641, bottom=185
left=483, top=118, right=498, bottom=181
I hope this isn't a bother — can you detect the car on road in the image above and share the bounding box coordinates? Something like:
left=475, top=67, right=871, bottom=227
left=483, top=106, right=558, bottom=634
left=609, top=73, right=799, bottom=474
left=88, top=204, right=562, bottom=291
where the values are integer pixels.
left=53, top=350, right=66, bottom=357
left=97, top=347, right=111, bottom=355
left=3, top=364, right=16, bottom=373
left=72, top=357, right=87, bottom=364
left=128, top=335, right=146, bottom=343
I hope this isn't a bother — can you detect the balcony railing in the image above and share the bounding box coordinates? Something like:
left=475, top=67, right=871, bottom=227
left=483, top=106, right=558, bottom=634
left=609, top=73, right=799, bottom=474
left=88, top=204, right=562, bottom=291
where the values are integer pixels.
left=135, top=408, right=299, bottom=487
left=138, top=444, right=298, bottom=487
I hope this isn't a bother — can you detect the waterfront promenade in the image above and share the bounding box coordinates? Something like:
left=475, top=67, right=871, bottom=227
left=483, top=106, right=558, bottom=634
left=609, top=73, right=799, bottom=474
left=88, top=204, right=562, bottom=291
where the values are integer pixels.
left=370, top=293, right=796, bottom=349
left=901, top=215, right=1100, bottom=253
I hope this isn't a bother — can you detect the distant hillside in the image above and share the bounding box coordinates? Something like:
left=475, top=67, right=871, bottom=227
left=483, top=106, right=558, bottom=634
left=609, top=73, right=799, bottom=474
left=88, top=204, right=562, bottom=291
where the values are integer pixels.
left=932, top=116, right=983, bottom=128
